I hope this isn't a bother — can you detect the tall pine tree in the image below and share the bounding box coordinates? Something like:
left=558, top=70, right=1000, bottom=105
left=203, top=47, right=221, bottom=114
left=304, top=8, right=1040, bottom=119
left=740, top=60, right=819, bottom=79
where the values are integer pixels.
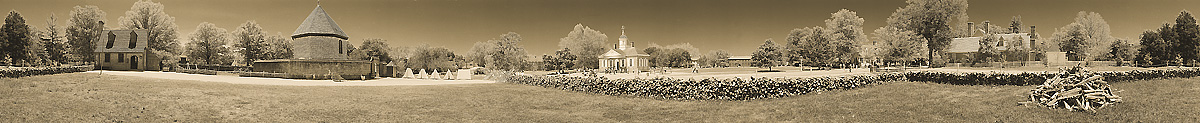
left=3, top=11, right=33, bottom=66
left=1172, top=10, right=1199, bottom=65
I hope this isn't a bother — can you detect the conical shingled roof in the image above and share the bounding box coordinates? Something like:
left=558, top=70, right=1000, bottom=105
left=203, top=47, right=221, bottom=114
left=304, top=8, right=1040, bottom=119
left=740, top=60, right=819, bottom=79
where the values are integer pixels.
left=292, top=5, right=349, bottom=39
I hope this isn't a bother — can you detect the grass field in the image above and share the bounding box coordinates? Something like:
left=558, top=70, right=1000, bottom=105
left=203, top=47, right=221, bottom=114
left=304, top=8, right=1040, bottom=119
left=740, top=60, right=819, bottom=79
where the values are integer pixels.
left=2, top=72, right=1198, bottom=122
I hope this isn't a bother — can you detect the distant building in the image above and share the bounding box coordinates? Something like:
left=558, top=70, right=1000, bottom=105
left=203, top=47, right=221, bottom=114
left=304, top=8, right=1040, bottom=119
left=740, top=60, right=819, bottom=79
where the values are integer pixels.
left=94, top=30, right=161, bottom=71
left=727, top=56, right=753, bottom=67
left=597, top=26, right=650, bottom=73
left=946, top=21, right=1038, bottom=63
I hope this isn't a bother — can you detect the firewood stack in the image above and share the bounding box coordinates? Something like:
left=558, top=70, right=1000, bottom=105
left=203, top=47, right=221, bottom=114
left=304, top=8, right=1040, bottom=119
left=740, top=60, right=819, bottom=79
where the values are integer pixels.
left=1025, top=66, right=1122, bottom=112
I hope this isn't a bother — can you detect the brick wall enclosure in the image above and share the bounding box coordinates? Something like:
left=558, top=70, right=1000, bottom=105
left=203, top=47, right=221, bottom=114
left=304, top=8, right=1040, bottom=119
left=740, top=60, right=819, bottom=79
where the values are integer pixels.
left=252, top=59, right=370, bottom=76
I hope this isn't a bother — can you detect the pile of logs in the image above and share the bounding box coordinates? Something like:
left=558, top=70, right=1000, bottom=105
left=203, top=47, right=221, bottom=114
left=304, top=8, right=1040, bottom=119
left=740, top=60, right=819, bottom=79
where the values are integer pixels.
left=1024, top=66, right=1122, bottom=112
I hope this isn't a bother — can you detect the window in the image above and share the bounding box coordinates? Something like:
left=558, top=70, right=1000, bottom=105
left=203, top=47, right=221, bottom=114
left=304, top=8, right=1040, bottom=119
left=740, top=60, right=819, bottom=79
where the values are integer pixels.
left=339, top=41, right=344, bottom=54
left=104, top=53, right=111, bottom=62
left=128, top=31, right=138, bottom=49
left=118, top=53, right=125, bottom=63
left=105, top=31, right=116, bottom=49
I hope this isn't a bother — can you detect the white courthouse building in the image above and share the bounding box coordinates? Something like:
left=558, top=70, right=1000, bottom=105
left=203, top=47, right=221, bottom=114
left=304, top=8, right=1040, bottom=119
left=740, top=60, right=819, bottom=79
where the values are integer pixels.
left=597, top=26, right=650, bottom=73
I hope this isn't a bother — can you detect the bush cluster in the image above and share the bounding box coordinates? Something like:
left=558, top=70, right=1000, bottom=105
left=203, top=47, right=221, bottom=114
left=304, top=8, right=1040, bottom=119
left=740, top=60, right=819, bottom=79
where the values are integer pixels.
left=491, top=70, right=905, bottom=100
left=904, top=68, right=1200, bottom=86
left=0, top=66, right=94, bottom=78
left=492, top=68, right=1200, bottom=101
left=903, top=72, right=1053, bottom=86
left=1096, top=69, right=1200, bottom=82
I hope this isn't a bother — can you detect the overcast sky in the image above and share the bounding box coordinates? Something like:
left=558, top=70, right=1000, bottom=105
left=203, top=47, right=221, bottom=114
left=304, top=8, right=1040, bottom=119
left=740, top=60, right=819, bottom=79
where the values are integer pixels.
left=3, top=0, right=1200, bottom=56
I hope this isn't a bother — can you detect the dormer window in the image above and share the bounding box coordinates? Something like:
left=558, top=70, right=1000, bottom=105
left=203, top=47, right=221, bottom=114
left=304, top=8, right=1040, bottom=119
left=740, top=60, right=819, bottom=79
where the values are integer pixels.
left=128, top=31, right=138, bottom=49
left=106, top=31, right=116, bottom=49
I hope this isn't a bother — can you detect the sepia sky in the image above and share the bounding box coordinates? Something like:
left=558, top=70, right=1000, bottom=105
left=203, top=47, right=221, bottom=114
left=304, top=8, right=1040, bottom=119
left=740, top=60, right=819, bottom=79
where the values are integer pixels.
left=3, top=0, right=1200, bottom=56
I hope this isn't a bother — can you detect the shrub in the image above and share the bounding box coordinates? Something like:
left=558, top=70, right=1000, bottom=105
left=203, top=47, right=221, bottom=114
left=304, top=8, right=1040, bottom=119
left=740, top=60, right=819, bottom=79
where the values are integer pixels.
left=493, top=67, right=1200, bottom=101
left=903, top=68, right=1200, bottom=86
left=0, top=66, right=94, bottom=78
left=492, top=70, right=905, bottom=100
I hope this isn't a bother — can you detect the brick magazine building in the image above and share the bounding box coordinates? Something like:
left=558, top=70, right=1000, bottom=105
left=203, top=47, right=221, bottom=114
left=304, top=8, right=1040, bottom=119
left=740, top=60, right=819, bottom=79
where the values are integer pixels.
left=251, top=4, right=372, bottom=79
left=94, top=30, right=162, bottom=71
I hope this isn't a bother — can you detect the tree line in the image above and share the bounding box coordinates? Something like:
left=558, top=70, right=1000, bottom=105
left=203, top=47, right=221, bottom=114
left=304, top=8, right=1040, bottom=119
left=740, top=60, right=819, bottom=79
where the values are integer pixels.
left=1, top=0, right=185, bottom=67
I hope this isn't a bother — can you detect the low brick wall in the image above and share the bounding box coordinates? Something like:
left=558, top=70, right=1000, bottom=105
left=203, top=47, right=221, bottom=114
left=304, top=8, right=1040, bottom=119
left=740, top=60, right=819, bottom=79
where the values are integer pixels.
left=252, top=59, right=371, bottom=76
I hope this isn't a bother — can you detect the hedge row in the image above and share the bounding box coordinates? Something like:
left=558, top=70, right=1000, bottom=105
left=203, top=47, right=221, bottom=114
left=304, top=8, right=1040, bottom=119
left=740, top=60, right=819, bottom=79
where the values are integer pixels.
left=903, top=68, right=1200, bottom=86
left=493, top=67, right=1200, bottom=101
left=0, top=66, right=94, bottom=78
left=491, top=71, right=905, bottom=100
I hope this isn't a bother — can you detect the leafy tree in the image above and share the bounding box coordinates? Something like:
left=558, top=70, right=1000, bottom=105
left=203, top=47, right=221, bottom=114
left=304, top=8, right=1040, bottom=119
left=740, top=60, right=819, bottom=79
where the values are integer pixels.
left=1109, top=39, right=1133, bottom=66
left=973, top=34, right=1000, bottom=65
left=231, top=21, right=267, bottom=64
left=119, top=0, right=182, bottom=60
left=487, top=32, right=529, bottom=71
left=644, top=43, right=694, bottom=68
left=663, top=43, right=700, bottom=58
left=543, top=48, right=575, bottom=72
left=66, top=5, right=106, bottom=63
left=785, top=28, right=812, bottom=66
left=467, top=32, right=529, bottom=71
left=262, top=33, right=293, bottom=60
left=3, top=10, right=34, bottom=66
left=557, top=24, right=607, bottom=69
left=1137, top=28, right=1168, bottom=65
left=1053, top=11, right=1114, bottom=64
left=873, top=27, right=927, bottom=62
left=752, top=39, right=782, bottom=71
left=184, top=22, right=230, bottom=65
left=1057, top=28, right=1088, bottom=61
left=1135, top=10, right=1200, bottom=66
left=350, top=38, right=392, bottom=64
left=789, top=27, right=835, bottom=66
left=408, top=45, right=456, bottom=71
left=467, top=41, right=493, bottom=67
left=663, top=49, right=691, bottom=68
left=643, top=46, right=660, bottom=67
left=1004, top=34, right=1030, bottom=65
left=1010, top=16, right=1024, bottom=33
left=702, top=50, right=731, bottom=67
left=885, top=0, right=970, bottom=66
left=824, top=9, right=867, bottom=65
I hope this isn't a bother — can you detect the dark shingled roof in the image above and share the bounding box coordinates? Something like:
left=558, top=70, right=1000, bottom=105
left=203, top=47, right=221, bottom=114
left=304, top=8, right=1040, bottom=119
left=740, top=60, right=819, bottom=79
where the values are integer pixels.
left=292, top=5, right=349, bottom=40
left=95, top=30, right=149, bottom=53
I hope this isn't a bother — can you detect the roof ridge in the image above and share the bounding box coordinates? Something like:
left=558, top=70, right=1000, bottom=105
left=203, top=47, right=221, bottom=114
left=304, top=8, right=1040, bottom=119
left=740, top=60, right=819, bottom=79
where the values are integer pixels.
left=292, top=5, right=349, bottom=39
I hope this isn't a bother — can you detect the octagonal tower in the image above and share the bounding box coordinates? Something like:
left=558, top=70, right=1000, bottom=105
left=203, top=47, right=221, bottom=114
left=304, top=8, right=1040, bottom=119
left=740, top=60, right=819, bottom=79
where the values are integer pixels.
left=291, top=5, right=350, bottom=59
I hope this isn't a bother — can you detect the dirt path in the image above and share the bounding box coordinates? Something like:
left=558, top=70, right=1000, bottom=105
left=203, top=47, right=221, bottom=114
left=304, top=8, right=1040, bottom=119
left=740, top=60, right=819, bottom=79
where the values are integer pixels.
left=88, top=71, right=495, bottom=86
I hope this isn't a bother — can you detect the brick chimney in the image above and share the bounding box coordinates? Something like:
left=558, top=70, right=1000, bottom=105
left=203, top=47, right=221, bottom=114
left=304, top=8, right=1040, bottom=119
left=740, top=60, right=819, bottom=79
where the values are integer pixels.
left=967, top=22, right=974, bottom=36
left=984, top=21, right=991, bottom=34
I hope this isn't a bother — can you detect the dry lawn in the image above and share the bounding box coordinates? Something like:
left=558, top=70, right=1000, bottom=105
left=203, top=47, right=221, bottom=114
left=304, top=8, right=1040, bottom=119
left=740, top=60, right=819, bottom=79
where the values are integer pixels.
left=2, top=72, right=1198, bottom=122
